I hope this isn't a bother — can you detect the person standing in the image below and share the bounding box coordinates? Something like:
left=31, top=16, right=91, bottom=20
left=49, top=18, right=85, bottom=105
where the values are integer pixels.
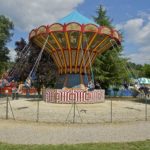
left=11, top=80, right=17, bottom=100
left=15, top=83, right=19, bottom=100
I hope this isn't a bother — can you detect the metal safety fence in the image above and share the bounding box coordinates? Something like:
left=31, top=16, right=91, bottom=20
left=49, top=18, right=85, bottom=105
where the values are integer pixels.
left=0, top=93, right=150, bottom=124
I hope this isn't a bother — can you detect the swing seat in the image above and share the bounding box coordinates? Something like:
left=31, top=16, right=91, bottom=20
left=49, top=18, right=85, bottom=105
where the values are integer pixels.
left=25, top=77, right=31, bottom=88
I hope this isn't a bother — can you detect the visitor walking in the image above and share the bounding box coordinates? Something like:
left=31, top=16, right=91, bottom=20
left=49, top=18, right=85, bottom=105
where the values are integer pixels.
left=11, top=80, right=18, bottom=100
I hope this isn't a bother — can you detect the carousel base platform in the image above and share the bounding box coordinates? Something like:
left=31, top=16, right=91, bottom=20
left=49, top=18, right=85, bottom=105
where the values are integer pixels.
left=43, top=89, right=105, bottom=104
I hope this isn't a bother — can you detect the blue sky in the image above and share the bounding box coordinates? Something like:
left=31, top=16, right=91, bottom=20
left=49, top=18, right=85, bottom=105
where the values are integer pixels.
left=0, top=0, right=150, bottom=64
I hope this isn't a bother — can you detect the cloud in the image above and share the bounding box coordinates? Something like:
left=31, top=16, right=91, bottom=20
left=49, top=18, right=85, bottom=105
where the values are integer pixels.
left=8, top=47, right=16, bottom=62
left=127, top=46, right=150, bottom=64
left=0, top=0, right=84, bottom=31
left=118, top=18, right=150, bottom=46
left=138, top=11, right=150, bottom=21
left=1, top=0, right=84, bottom=61
left=117, top=12, right=150, bottom=64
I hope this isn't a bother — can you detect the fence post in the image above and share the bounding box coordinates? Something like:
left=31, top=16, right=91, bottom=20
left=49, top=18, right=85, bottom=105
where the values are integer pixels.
left=36, top=94, right=40, bottom=122
left=111, top=98, right=112, bottom=123
left=6, top=91, right=9, bottom=120
left=0, top=88, right=1, bottom=99
left=73, top=97, right=76, bottom=123
left=145, top=95, right=147, bottom=121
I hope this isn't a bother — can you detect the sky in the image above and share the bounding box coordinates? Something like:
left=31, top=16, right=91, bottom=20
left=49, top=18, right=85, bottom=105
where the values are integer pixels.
left=0, top=0, right=150, bottom=64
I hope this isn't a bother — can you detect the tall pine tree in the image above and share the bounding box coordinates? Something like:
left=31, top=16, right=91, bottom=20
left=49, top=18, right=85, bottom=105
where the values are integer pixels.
left=93, top=5, right=129, bottom=89
left=93, top=5, right=112, bottom=28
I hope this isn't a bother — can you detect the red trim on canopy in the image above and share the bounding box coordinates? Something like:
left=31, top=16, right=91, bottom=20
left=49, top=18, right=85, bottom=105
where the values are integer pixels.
left=29, top=22, right=122, bottom=43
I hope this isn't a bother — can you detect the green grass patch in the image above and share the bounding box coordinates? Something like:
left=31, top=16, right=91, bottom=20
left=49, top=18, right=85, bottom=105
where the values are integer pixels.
left=0, top=140, right=150, bottom=150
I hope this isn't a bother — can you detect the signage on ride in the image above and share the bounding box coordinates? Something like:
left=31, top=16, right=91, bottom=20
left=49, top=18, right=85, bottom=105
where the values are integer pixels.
left=43, top=89, right=105, bottom=104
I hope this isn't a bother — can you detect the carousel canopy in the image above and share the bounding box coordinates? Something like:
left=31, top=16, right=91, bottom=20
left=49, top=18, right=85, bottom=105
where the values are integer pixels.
left=58, top=11, right=98, bottom=25
left=29, top=11, right=121, bottom=74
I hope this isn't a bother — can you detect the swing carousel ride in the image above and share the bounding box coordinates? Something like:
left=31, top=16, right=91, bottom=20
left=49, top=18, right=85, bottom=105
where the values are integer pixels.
left=1, top=11, right=121, bottom=103
left=28, top=11, right=121, bottom=103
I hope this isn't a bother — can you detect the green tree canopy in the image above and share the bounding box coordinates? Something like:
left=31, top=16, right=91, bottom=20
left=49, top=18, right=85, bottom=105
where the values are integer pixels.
left=12, top=38, right=57, bottom=87
left=92, top=5, right=129, bottom=89
left=142, top=64, right=150, bottom=78
left=126, top=62, right=143, bottom=78
left=93, top=5, right=112, bottom=28
left=0, top=15, right=14, bottom=76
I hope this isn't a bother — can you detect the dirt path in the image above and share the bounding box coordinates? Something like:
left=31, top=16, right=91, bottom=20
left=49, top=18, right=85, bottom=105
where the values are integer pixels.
left=0, top=119, right=150, bottom=144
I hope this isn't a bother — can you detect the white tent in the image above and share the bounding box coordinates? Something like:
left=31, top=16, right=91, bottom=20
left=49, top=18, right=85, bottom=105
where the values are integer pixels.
left=137, top=78, right=150, bottom=85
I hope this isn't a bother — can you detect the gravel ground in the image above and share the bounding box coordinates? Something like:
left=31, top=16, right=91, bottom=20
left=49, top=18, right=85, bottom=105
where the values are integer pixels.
left=0, top=119, right=150, bottom=144
left=0, top=97, right=150, bottom=123
left=0, top=97, right=150, bottom=144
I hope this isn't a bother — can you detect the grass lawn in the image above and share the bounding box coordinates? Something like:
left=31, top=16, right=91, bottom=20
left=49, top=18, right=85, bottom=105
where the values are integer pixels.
left=0, top=140, right=150, bottom=150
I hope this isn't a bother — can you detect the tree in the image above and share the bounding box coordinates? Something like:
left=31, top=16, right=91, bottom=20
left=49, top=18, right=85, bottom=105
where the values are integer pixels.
left=126, top=62, right=143, bottom=78
left=93, top=5, right=112, bottom=28
left=15, top=37, right=26, bottom=58
left=92, top=5, right=129, bottom=89
left=0, top=15, right=14, bottom=76
left=142, top=64, right=150, bottom=78
left=12, top=38, right=57, bottom=87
